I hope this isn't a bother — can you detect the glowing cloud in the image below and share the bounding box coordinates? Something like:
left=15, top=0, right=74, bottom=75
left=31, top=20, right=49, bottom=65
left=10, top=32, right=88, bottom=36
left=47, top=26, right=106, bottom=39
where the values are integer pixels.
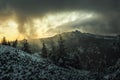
left=0, top=20, right=19, bottom=41
left=32, top=11, right=97, bottom=38
left=0, top=11, right=99, bottom=41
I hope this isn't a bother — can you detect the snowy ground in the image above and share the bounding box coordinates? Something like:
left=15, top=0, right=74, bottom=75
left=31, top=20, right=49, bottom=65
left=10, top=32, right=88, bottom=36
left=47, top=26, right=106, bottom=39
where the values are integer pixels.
left=0, top=45, right=119, bottom=80
left=0, top=45, right=90, bottom=80
left=103, top=59, right=120, bottom=80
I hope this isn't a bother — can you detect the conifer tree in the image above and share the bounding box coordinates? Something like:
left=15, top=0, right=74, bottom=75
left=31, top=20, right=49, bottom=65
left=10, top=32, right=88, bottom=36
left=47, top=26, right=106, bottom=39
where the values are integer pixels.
left=12, top=39, right=18, bottom=48
left=41, top=42, right=48, bottom=58
left=49, top=41, right=56, bottom=61
left=7, top=41, right=11, bottom=46
left=57, top=35, right=67, bottom=66
left=1, top=37, right=7, bottom=45
left=22, top=39, right=31, bottom=53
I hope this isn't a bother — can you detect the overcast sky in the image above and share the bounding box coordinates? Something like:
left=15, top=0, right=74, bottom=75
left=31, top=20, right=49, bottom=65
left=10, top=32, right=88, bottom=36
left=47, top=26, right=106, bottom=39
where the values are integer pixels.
left=0, top=0, right=120, bottom=40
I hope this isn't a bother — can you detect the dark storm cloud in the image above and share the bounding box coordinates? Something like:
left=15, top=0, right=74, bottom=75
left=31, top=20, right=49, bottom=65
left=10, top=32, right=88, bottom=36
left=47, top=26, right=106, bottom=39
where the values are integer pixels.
left=1, top=0, right=120, bottom=14
left=0, top=0, right=120, bottom=36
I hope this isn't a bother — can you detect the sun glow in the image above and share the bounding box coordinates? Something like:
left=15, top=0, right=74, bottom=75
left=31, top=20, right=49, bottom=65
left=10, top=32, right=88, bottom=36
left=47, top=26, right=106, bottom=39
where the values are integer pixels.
left=0, top=20, right=19, bottom=41
left=7, top=20, right=18, bottom=27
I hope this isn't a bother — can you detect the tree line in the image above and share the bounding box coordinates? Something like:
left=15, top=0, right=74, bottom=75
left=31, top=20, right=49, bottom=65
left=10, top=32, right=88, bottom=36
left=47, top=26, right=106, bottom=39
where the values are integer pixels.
left=0, top=37, right=31, bottom=53
left=0, top=35, right=68, bottom=67
left=1, top=35, right=120, bottom=71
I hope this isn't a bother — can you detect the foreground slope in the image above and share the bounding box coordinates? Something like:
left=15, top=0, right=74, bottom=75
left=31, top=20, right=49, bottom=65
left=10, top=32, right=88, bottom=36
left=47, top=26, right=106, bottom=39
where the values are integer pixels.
left=0, top=45, right=89, bottom=80
left=103, top=59, right=120, bottom=80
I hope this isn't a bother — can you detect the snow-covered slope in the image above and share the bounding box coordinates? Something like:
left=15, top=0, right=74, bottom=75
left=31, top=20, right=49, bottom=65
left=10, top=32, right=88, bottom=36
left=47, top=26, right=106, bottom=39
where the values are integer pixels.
left=103, top=59, right=120, bottom=80
left=0, top=45, right=89, bottom=80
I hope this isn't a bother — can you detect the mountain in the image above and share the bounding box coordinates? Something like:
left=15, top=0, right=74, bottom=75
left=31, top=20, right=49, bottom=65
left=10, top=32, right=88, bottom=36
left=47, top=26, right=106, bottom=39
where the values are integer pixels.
left=13, top=30, right=117, bottom=54
left=0, top=45, right=90, bottom=80
left=0, top=30, right=120, bottom=80
left=24, top=31, right=119, bottom=70
left=30, top=30, right=117, bottom=52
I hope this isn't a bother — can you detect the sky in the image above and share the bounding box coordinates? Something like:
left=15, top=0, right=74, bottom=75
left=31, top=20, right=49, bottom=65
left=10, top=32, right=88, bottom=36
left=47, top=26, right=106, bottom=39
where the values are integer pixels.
left=0, top=0, right=120, bottom=41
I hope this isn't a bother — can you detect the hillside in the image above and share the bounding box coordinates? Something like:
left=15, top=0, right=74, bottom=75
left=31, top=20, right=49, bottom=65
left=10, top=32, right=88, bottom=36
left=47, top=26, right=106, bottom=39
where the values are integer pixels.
left=103, top=59, right=120, bottom=80
left=0, top=45, right=90, bottom=80
left=4, top=31, right=119, bottom=71
left=0, top=45, right=120, bottom=80
left=20, top=31, right=119, bottom=71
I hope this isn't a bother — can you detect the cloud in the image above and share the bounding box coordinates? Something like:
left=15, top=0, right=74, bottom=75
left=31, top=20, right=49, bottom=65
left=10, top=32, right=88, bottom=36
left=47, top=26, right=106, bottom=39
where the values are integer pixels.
left=47, top=14, right=120, bottom=35
left=0, top=0, right=120, bottom=38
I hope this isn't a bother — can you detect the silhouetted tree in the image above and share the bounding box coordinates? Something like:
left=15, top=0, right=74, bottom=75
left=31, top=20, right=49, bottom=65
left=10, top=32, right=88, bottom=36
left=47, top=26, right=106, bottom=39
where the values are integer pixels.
left=22, top=39, right=31, bottom=53
left=41, top=42, right=48, bottom=58
left=12, top=39, right=18, bottom=48
left=7, top=41, right=11, bottom=46
left=1, top=37, right=7, bottom=45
